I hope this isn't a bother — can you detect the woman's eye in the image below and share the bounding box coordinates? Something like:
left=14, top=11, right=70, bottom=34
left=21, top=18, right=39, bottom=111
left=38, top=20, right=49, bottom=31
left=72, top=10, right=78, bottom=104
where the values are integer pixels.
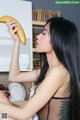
left=42, top=32, right=45, bottom=35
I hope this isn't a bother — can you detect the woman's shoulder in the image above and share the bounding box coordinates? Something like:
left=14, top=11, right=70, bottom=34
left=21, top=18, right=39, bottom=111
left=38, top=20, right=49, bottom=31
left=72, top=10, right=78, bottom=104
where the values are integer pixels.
left=46, top=64, right=70, bottom=81
left=52, top=64, right=69, bottom=74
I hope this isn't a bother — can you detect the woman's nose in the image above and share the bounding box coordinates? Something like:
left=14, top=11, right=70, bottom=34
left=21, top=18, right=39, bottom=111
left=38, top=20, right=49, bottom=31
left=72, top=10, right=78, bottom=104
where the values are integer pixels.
left=36, top=33, right=41, bottom=39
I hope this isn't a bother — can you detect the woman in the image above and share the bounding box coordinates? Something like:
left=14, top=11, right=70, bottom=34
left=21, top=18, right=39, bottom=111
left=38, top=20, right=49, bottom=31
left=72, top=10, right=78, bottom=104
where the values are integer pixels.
left=0, top=17, right=80, bottom=120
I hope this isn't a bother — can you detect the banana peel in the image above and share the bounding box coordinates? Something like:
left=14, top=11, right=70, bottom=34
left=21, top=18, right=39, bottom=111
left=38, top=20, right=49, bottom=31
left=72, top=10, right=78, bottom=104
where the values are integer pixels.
left=0, top=15, right=26, bottom=45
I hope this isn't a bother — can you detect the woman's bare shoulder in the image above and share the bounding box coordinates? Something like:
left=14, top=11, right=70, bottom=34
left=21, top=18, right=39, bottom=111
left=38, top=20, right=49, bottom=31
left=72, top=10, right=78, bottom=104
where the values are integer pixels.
left=51, top=65, right=69, bottom=75
left=46, top=64, right=70, bottom=82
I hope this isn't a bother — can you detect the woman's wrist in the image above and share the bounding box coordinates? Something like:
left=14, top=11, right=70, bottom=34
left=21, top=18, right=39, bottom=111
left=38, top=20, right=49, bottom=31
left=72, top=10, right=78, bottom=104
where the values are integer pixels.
left=14, top=39, right=20, bottom=46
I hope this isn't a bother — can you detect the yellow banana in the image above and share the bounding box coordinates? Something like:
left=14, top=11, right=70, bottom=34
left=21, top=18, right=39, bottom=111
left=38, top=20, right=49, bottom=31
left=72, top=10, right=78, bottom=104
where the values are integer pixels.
left=0, top=15, right=26, bottom=45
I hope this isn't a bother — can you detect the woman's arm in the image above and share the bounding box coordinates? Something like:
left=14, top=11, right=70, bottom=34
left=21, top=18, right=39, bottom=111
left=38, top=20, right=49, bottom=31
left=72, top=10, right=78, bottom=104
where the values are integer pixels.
left=9, top=40, right=40, bottom=82
left=9, top=69, right=40, bottom=82
left=0, top=67, right=65, bottom=120
left=8, top=39, right=20, bottom=81
left=7, top=20, right=40, bottom=82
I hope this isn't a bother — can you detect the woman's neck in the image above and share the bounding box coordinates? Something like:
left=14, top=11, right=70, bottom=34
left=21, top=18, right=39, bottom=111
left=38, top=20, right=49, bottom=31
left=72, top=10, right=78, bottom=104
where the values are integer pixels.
left=46, top=51, right=62, bottom=69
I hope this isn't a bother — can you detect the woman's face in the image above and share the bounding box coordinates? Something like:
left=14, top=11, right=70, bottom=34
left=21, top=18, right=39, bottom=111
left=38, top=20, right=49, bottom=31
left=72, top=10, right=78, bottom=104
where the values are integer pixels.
left=35, top=24, right=53, bottom=53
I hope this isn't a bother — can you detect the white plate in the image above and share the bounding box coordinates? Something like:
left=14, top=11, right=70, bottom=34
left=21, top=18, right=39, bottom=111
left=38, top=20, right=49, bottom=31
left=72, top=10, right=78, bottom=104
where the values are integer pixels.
left=8, top=83, right=26, bottom=101
left=8, top=83, right=24, bottom=90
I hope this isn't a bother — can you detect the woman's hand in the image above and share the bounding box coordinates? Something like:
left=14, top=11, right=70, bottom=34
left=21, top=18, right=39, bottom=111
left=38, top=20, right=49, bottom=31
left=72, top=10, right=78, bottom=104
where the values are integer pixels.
left=6, top=20, right=21, bottom=43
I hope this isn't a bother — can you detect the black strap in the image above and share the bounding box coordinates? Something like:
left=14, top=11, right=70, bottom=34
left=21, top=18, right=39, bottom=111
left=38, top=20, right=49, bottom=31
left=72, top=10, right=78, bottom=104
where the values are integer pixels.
left=47, top=100, right=50, bottom=120
left=52, top=95, right=72, bottom=99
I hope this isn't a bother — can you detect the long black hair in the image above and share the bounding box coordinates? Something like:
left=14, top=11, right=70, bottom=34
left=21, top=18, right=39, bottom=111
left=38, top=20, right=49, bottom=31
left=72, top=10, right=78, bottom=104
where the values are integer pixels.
left=35, top=17, right=80, bottom=120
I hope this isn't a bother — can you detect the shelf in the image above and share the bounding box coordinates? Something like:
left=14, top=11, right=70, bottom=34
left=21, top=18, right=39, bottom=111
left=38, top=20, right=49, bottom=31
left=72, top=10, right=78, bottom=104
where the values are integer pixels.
left=32, top=21, right=46, bottom=26
left=32, top=21, right=45, bottom=69
left=32, top=21, right=46, bottom=29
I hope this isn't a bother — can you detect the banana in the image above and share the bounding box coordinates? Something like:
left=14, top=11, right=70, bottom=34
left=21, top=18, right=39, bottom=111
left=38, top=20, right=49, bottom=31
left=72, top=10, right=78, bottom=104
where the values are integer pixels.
left=0, top=15, right=26, bottom=45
